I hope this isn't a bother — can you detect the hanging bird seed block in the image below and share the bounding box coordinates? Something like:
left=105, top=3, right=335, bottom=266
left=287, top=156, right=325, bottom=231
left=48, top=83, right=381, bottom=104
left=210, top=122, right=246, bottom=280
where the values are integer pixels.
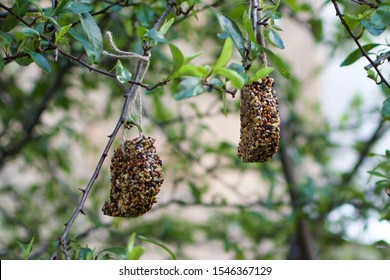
left=238, top=76, right=280, bottom=162
left=102, top=135, right=164, bottom=217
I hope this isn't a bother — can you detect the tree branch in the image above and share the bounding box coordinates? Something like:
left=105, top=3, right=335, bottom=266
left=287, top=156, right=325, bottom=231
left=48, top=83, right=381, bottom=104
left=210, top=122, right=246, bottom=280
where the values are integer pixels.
left=0, top=68, right=68, bottom=169
left=279, top=128, right=317, bottom=260
left=342, top=120, right=389, bottom=185
left=331, top=0, right=390, bottom=88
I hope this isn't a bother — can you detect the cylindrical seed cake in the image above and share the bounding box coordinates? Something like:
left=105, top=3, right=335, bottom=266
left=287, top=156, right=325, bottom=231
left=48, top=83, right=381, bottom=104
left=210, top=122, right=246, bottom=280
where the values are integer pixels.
left=238, top=76, right=280, bottom=162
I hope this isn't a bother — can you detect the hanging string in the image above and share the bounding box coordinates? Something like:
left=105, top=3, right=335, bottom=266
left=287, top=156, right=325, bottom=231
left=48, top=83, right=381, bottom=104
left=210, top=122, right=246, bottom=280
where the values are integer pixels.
left=103, top=31, right=150, bottom=140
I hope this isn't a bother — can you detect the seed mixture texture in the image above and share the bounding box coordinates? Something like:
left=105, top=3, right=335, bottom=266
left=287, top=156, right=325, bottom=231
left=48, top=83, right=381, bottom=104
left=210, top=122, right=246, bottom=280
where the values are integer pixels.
left=238, top=76, right=280, bottom=162
left=102, top=135, right=164, bottom=217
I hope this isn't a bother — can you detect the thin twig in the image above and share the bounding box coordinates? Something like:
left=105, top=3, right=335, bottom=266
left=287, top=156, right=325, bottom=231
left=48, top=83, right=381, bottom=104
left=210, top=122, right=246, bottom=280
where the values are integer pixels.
left=331, top=0, right=390, bottom=88
left=350, top=0, right=379, bottom=8
left=49, top=0, right=174, bottom=260
left=342, top=120, right=389, bottom=185
left=364, top=51, right=390, bottom=70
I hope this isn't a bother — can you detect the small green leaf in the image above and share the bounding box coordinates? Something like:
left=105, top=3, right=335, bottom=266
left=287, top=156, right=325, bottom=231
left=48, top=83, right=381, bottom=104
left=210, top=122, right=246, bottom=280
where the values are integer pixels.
left=265, top=29, right=284, bottom=49
left=115, top=60, right=132, bottom=83
left=52, top=0, right=71, bottom=15
left=361, top=19, right=386, bottom=36
left=169, top=44, right=185, bottom=77
left=249, top=67, right=274, bottom=83
left=55, top=24, right=73, bottom=44
left=27, top=50, right=51, bottom=74
left=16, top=237, right=34, bottom=260
left=214, top=37, right=233, bottom=70
left=159, top=18, right=175, bottom=36
left=341, top=44, right=380, bottom=66
left=262, top=47, right=290, bottom=79
left=96, top=247, right=128, bottom=260
left=137, top=26, right=148, bottom=40
left=77, top=247, right=94, bottom=260
left=368, top=170, right=388, bottom=179
left=308, top=18, right=323, bottom=42
left=217, top=14, right=246, bottom=59
left=214, top=67, right=245, bottom=89
left=79, top=12, right=103, bottom=64
left=68, top=29, right=95, bottom=63
left=382, top=98, right=390, bottom=121
left=139, top=235, right=177, bottom=260
left=367, top=68, right=376, bottom=81
left=22, top=27, right=40, bottom=37
left=175, top=78, right=204, bottom=100
left=126, top=233, right=144, bottom=260
left=144, top=28, right=168, bottom=44
left=184, top=51, right=204, bottom=64
left=0, top=31, right=13, bottom=47
left=242, top=10, right=256, bottom=43
left=56, top=2, right=94, bottom=14
left=2, top=1, right=31, bottom=32
left=128, top=246, right=144, bottom=260
left=173, top=64, right=209, bottom=78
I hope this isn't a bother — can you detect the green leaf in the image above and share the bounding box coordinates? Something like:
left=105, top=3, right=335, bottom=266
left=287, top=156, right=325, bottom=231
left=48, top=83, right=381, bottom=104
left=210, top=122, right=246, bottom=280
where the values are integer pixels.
left=183, top=51, right=204, bottom=64
left=249, top=67, right=274, bottom=83
left=173, top=64, right=209, bottom=78
left=128, top=246, right=144, bottom=260
left=367, top=68, right=376, bottom=81
left=56, top=2, right=94, bottom=14
left=79, top=13, right=103, bottom=64
left=77, top=247, right=94, bottom=260
left=22, top=27, right=40, bottom=37
left=68, top=29, right=96, bottom=63
left=382, top=98, right=390, bottom=121
left=169, top=44, right=185, bottom=77
left=217, top=14, right=246, bottom=59
left=2, top=1, right=31, bottom=32
left=242, top=10, right=256, bottom=43
left=144, top=28, right=168, bottom=44
left=368, top=170, right=388, bottom=179
left=174, top=78, right=204, bottom=100
left=126, top=233, right=144, bottom=260
left=96, top=247, right=128, bottom=260
left=52, top=0, right=71, bottom=15
left=214, top=37, right=233, bottom=70
left=214, top=67, right=245, bottom=89
left=139, top=235, right=177, bottom=260
left=55, top=24, right=73, bottom=44
left=115, top=60, right=132, bottom=83
left=159, top=18, right=175, bottom=36
left=137, top=26, right=148, bottom=40
left=27, top=50, right=51, bottom=74
left=16, top=237, right=34, bottom=260
left=308, top=18, right=323, bottom=42
left=262, top=47, right=290, bottom=79
left=361, top=19, right=386, bottom=36
left=369, top=5, right=390, bottom=30
left=265, top=29, right=284, bottom=49
left=0, top=31, right=13, bottom=47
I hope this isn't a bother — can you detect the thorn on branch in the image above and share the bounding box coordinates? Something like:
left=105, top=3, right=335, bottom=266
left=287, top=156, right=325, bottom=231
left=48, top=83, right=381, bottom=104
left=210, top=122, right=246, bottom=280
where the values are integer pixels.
left=80, top=209, right=86, bottom=215
left=78, top=188, right=86, bottom=193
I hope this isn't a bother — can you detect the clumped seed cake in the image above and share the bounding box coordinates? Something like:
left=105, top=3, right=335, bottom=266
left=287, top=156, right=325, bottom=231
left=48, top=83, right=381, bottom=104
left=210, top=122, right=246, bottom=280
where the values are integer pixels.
left=102, top=135, right=164, bottom=217
left=238, top=76, right=280, bottom=162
